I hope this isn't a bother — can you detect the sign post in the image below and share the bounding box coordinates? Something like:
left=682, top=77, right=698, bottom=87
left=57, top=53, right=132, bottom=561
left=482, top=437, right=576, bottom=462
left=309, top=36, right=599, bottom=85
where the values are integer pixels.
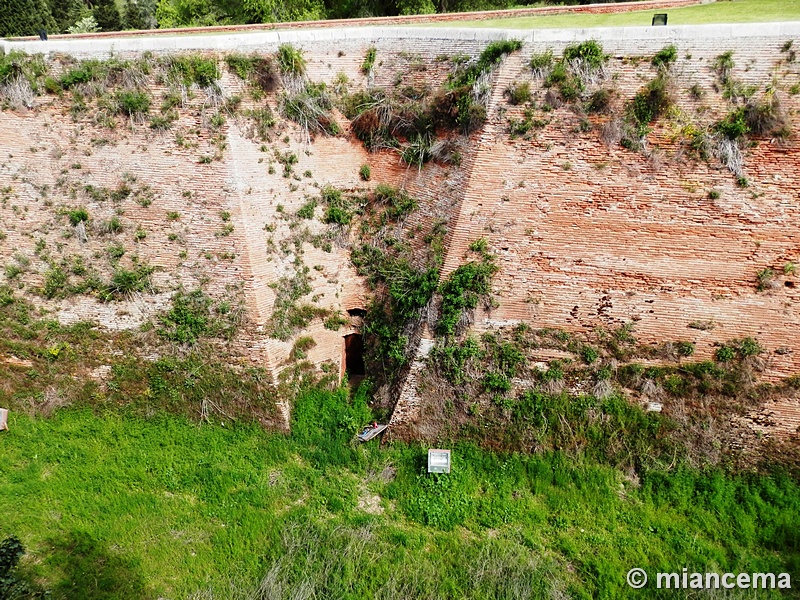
left=427, top=449, right=451, bottom=474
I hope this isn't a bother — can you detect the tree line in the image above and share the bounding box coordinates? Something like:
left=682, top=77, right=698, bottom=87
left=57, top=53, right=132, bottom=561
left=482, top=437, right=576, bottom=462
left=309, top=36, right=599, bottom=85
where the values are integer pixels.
left=0, top=0, right=638, bottom=37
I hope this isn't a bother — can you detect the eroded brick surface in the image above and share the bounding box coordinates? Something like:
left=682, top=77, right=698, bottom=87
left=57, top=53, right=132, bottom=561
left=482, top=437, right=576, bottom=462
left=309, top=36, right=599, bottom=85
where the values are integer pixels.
left=1, top=29, right=798, bottom=434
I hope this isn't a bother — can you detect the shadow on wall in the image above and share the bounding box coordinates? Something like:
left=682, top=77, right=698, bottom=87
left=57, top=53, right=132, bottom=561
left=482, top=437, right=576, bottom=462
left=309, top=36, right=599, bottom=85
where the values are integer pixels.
left=45, top=531, right=149, bottom=599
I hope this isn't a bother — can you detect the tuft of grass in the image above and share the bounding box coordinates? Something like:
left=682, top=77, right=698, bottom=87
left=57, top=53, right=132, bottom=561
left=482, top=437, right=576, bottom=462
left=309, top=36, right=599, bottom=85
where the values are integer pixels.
left=321, top=185, right=352, bottom=225
left=296, top=199, right=317, bottom=219
left=586, top=88, right=613, bottom=113
left=563, top=39, right=606, bottom=70
left=290, top=335, right=316, bottom=360
left=100, top=263, right=154, bottom=301
left=167, top=55, right=220, bottom=87
left=66, top=208, right=89, bottom=226
left=323, top=311, right=348, bottom=331
left=277, top=44, right=307, bottom=76
left=225, top=54, right=276, bottom=92
left=504, top=81, right=531, bottom=105
left=361, top=46, right=377, bottom=74
left=651, top=44, right=678, bottom=69
left=280, top=82, right=339, bottom=139
left=756, top=267, right=776, bottom=291
left=41, top=265, right=68, bottom=299
left=529, top=49, right=554, bottom=77
left=116, top=90, right=150, bottom=117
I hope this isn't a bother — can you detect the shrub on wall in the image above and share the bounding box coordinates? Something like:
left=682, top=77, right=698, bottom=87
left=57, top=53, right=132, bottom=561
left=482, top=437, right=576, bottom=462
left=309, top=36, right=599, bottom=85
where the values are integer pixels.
left=628, top=72, right=673, bottom=135
left=166, top=55, right=220, bottom=87
left=529, top=49, right=554, bottom=78
left=715, top=107, right=749, bottom=140
left=225, top=54, right=277, bottom=92
left=504, top=81, right=531, bottom=105
left=437, top=242, right=497, bottom=337
left=281, top=82, right=339, bottom=138
left=156, top=289, right=241, bottom=344
left=563, top=40, right=606, bottom=70
left=651, top=44, right=678, bottom=69
left=277, top=44, right=307, bottom=76
left=116, top=89, right=151, bottom=117
left=745, top=93, right=790, bottom=138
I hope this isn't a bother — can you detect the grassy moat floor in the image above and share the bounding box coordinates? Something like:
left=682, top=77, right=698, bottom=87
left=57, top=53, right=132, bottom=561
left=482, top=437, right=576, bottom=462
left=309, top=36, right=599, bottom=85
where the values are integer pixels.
left=1, top=386, right=798, bottom=599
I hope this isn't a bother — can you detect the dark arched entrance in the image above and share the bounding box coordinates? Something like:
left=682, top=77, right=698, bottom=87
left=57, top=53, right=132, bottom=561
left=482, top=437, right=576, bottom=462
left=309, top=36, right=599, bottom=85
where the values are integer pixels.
left=343, top=333, right=365, bottom=376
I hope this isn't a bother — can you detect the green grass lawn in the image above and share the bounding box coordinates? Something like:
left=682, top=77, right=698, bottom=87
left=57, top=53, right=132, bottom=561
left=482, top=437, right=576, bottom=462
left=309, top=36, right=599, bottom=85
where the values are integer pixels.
left=448, top=0, right=800, bottom=29
left=1, top=386, right=798, bottom=599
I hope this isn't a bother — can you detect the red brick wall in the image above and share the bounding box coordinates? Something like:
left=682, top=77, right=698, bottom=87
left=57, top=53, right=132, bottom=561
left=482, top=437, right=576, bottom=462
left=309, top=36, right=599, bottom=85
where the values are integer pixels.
left=445, top=39, right=800, bottom=381
left=1, top=29, right=798, bottom=431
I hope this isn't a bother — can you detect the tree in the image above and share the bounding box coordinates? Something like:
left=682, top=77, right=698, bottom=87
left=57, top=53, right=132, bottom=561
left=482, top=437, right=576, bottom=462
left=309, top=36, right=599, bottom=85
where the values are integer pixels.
left=241, top=0, right=325, bottom=23
left=48, top=0, right=89, bottom=33
left=395, top=0, right=435, bottom=14
left=322, top=0, right=394, bottom=19
left=155, top=0, right=240, bottom=28
left=93, top=0, right=123, bottom=31
left=0, top=0, right=57, bottom=37
left=68, top=14, right=101, bottom=33
left=123, top=0, right=157, bottom=29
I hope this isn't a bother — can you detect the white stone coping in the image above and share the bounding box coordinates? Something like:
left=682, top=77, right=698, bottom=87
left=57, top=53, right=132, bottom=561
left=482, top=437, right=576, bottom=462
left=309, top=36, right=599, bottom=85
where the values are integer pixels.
left=1, top=21, right=798, bottom=57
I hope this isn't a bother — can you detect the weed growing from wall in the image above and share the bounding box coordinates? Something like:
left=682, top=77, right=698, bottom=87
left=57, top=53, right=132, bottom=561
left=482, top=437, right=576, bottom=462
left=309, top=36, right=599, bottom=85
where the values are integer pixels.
left=436, top=240, right=497, bottom=337
left=277, top=44, right=307, bottom=77
left=651, top=44, right=678, bottom=69
left=541, top=41, right=608, bottom=104
left=361, top=47, right=377, bottom=75
left=528, top=49, right=554, bottom=79
left=622, top=71, right=674, bottom=149
left=166, top=55, right=220, bottom=88
left=157, top=288, right=242, bottom=344
left=225, top=53, right=277, bottom=92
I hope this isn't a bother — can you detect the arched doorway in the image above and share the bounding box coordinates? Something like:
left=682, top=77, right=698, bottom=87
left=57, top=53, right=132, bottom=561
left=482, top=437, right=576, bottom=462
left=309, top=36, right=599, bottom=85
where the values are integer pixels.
left=343, top=333, right=365, bottom=383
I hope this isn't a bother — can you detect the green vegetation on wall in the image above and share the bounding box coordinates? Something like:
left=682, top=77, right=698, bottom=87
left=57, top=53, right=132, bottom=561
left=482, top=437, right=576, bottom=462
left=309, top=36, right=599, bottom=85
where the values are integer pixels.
left=350, top=187, right=441, bottom=376
left=343, top=40, right=520, bottom=164
left=436, top=240, right=497, bottom=337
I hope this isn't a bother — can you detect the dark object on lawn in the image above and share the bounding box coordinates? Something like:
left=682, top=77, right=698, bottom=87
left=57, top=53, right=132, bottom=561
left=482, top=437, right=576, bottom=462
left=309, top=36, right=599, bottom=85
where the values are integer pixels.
left=652, top=14, right=668, bottom=26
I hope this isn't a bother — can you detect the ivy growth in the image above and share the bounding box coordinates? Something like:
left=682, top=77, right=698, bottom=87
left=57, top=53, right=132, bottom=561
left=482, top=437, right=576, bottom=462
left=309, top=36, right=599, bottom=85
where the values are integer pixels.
left=436, top=240, right=497, bottom=337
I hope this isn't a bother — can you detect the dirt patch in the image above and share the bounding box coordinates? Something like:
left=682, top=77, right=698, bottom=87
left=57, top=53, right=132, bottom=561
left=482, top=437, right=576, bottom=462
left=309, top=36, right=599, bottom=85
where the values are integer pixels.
left=1, top=355, right=34, bottom=369
left=357, top=491, right=384, bottom=515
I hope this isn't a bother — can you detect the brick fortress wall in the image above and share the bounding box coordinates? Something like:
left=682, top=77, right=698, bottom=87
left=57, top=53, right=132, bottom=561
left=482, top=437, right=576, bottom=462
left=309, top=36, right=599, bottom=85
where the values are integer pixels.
left=1, top=24, right=799, bottom=430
